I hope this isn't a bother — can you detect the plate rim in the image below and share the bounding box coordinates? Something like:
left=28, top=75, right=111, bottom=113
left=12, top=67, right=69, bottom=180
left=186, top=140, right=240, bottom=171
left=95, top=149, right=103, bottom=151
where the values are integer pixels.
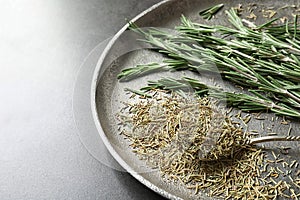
left=90, top=1, right=180, bottom=199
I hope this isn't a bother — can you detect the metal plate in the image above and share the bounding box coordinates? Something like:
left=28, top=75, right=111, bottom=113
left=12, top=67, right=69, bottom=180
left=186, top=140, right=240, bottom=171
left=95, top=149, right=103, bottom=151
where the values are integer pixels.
left=91, top=0, right=300, bottom=199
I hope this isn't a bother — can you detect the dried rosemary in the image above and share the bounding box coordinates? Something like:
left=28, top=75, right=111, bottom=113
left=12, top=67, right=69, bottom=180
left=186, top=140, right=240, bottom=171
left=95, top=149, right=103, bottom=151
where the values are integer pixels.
left=117, top=89, right=300, bottom=199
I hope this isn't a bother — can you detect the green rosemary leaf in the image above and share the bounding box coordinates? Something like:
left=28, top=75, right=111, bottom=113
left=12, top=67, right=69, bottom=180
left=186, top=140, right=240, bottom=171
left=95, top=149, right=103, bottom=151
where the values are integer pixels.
left=294, top=14, right=298, bottom=39
left=118, top=63, right=168, bottom=81
left=124, top=88, right=152, bottom=98
left=199, top=4, right=224, bottom=20
left=257, top=17, right=280, bottom=29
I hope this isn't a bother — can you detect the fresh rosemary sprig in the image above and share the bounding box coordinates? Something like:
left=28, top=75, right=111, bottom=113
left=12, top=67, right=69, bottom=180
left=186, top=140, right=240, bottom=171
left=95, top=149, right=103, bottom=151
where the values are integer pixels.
left=118, top=8, right=300, bottom=118
left=138, top=77, right=300, bottom=118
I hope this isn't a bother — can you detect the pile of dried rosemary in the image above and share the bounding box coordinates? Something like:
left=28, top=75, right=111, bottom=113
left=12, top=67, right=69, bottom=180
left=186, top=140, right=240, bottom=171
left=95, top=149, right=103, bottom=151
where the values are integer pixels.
left=117, top=89, right=300, bottom=199
left=118, top=90, right=247, bottom=162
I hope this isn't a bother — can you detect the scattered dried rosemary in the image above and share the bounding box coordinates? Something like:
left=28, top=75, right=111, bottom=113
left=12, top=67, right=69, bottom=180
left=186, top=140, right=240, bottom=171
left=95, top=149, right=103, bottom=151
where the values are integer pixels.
left=118, top=90, right=247, bottom=162
left=117, top=89, right=300, bottom=199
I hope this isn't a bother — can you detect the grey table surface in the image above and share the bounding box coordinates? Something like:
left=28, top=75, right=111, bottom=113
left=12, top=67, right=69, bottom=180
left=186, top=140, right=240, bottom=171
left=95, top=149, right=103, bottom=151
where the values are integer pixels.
left=0, top=0, right=166, bottom=199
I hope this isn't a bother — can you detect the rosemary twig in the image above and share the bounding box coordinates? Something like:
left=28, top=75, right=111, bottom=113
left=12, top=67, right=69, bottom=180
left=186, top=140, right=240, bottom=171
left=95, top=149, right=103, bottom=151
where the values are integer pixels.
left=140, top=77, right=300, bottom=118
left=118, top=8, right=300, bottom=117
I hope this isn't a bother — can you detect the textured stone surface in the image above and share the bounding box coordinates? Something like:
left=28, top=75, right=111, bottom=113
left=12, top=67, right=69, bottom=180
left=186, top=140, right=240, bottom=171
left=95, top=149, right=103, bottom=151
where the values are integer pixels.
left=0, top=0, right=164, bottom=199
